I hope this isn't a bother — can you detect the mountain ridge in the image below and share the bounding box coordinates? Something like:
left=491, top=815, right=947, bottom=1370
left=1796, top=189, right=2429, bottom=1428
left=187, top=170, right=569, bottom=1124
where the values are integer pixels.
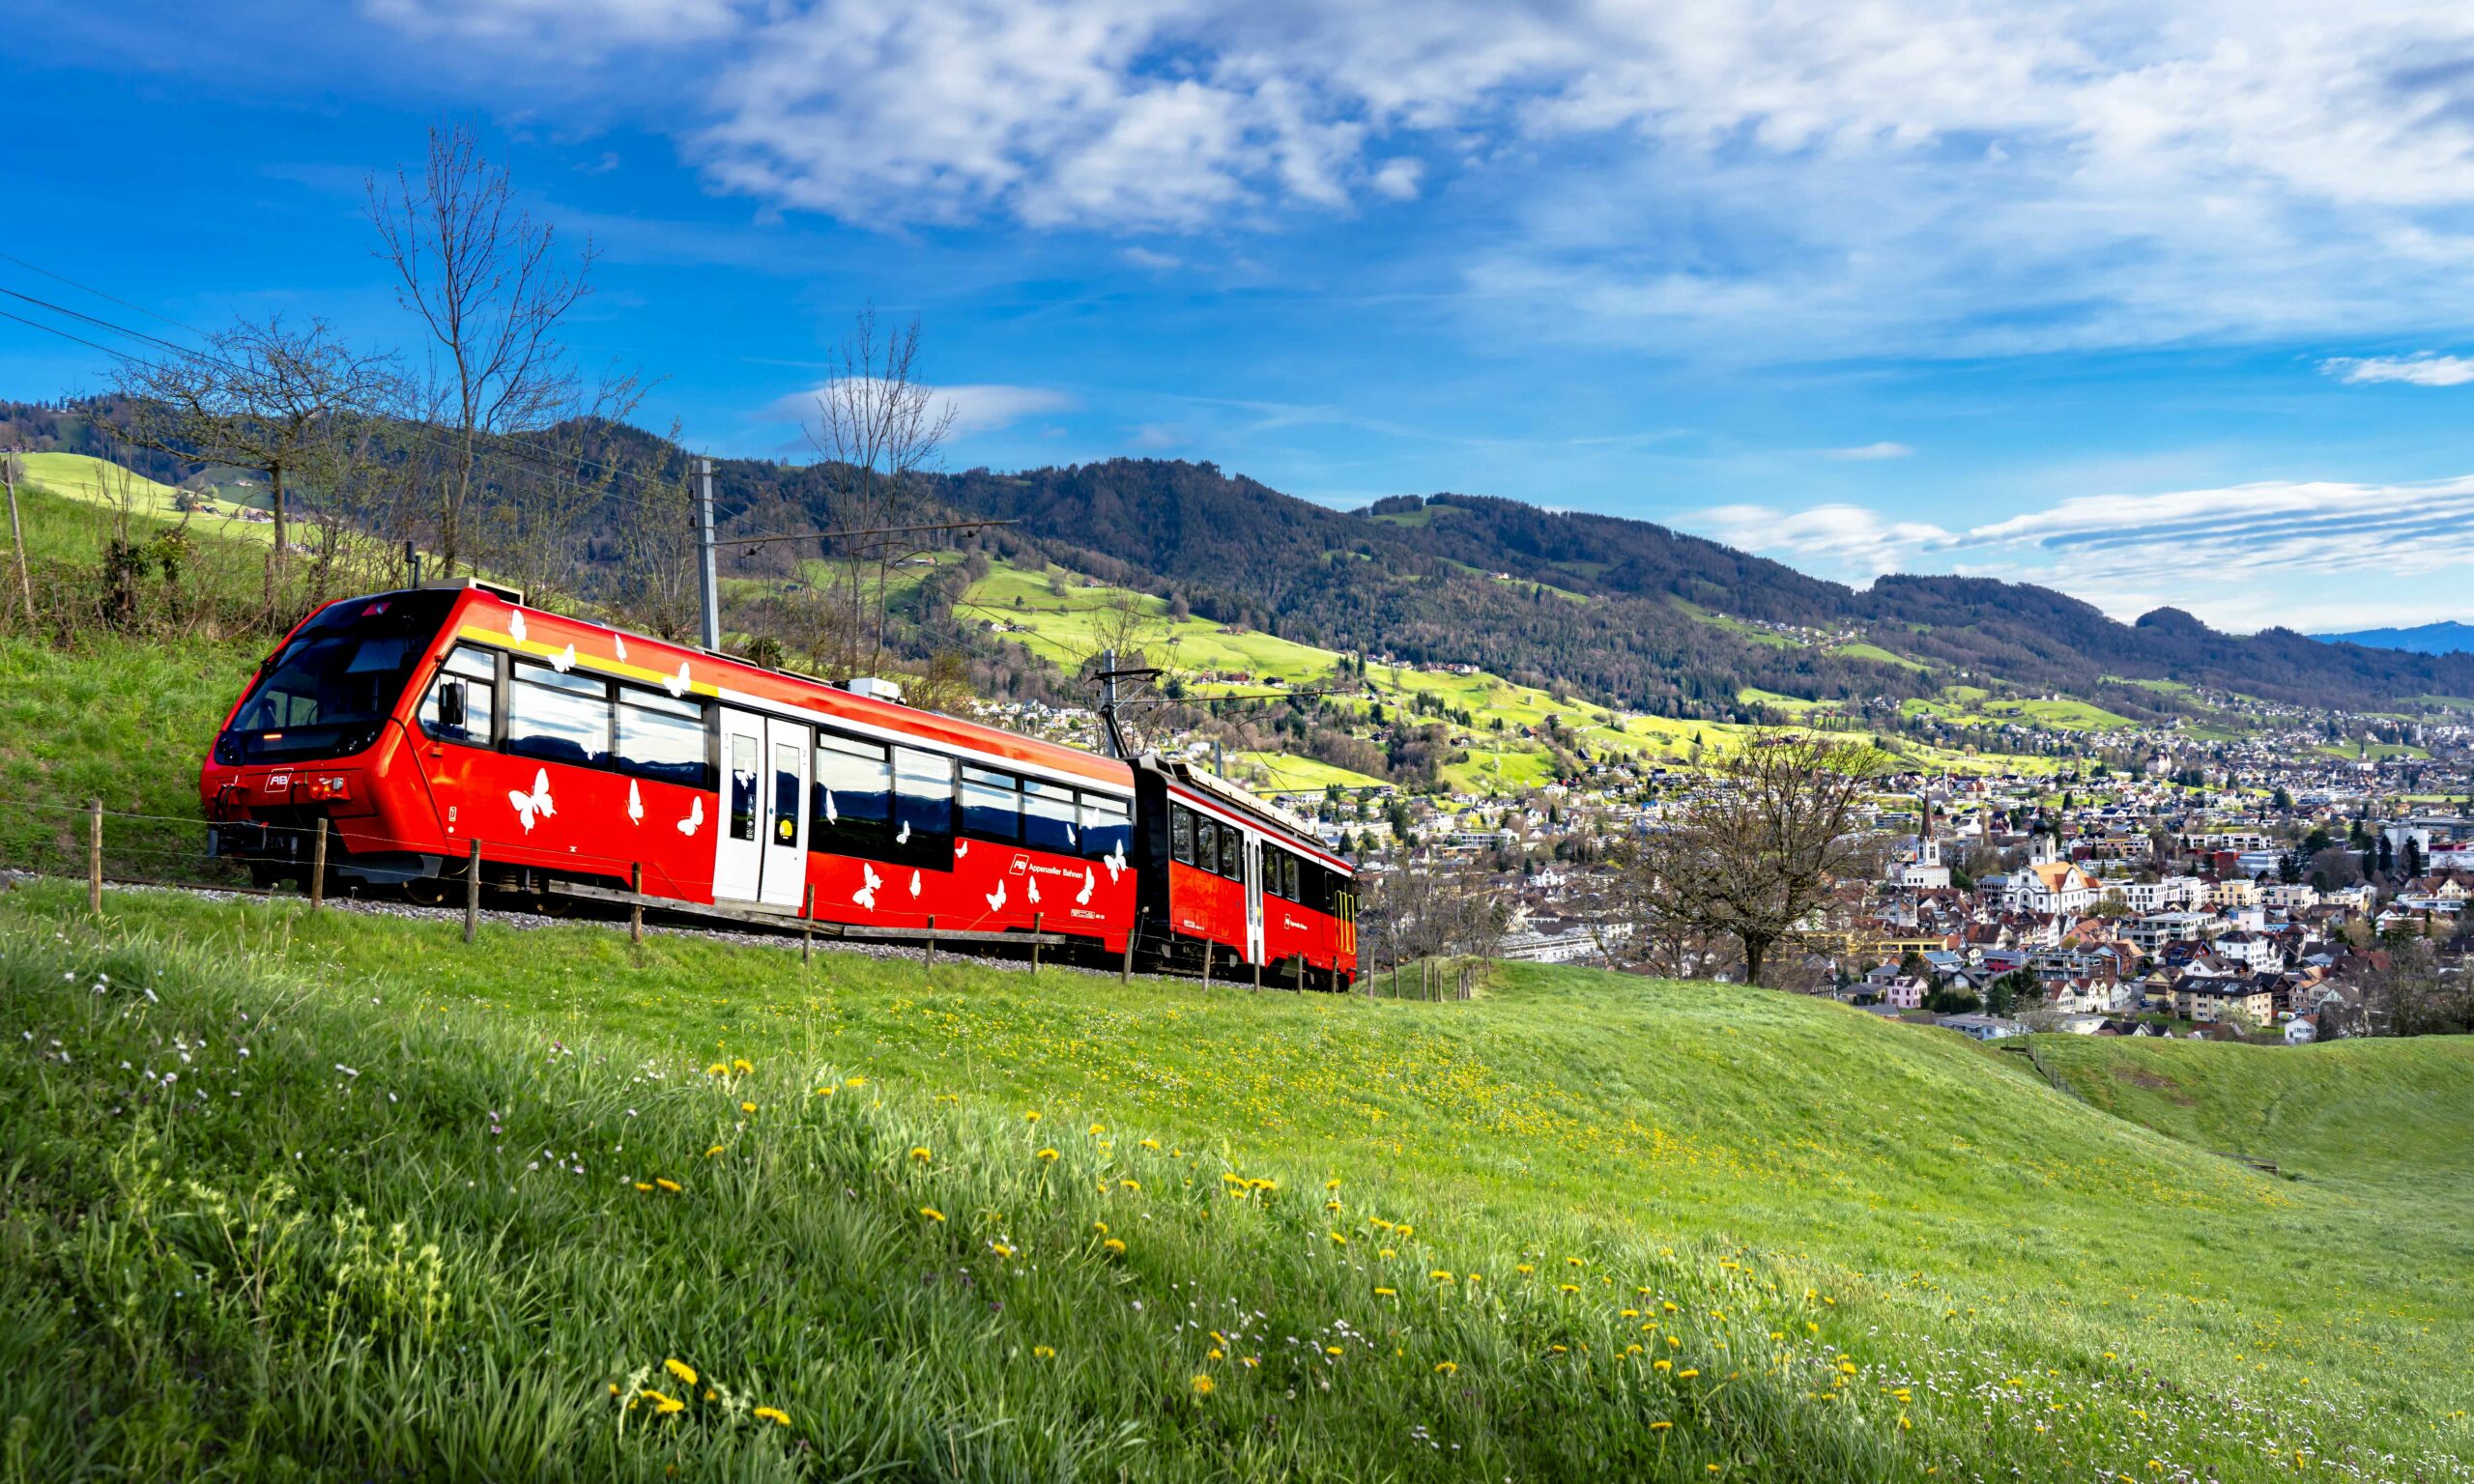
left=2313, top=619, right=2474, bottom=655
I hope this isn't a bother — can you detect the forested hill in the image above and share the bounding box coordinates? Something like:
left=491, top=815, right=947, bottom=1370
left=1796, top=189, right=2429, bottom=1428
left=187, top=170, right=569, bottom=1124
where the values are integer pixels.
left=887, top=459, right=2473, bottom=718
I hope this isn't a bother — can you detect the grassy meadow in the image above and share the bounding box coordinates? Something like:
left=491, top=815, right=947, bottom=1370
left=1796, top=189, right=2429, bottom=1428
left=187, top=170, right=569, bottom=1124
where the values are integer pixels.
left=1, top=882, right=2468, bottom=1480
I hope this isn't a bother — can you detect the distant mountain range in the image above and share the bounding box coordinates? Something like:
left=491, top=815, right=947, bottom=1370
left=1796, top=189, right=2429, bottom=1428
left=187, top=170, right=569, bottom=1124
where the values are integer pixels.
left=2313, top=620, right=2474, bottom=656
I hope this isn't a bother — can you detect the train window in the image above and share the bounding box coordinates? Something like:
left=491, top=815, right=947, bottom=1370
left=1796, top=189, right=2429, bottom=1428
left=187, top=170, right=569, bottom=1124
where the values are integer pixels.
left=1270, top=849, right=1298, bottom=902
left=894, top=748, right=954, bottom=845
left=1170, top=805, right=1194, bottom=865
left=959, top=765, right=1021, bottom=842
left=1079, top=794, right=1132, bottom=862
left=505, top=663, right=612, bottom=768
left=814, top=733, right=892, bottom=839
left=1225, top=830, right=1248, bottom=886
left=615, top=689, right=708, bottom=788
left=728, top=734, right=759, bottom=842
left=1193, top=815, right=1219, bottom=875
left=1022, top=779, right=1077, bottom=853
left=419, top=645, right=498, bottom=745
left=771, top=742, right=802, bottom=844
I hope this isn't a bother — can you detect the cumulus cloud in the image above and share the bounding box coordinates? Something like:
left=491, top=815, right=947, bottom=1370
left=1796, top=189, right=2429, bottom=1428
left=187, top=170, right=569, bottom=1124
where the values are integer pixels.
left=2319, top=353, right=2474, bottom=386
left=1827, top=442, right=1914, bottom=461
left=1687, top=473, right=2474, bottom=630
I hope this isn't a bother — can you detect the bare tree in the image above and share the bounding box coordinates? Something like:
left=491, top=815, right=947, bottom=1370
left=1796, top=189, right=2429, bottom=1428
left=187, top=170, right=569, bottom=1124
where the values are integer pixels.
left=1613, top=730, right=1886, bottom=986
left=110, top=315, right=400, bottom=611
left=1, top=449, right=31, bottom=627
left=803, top=306, right=955, bottom=678
left=469, top=369, right=647, bottom=605
left=606, top=422, right=704, bottom=641
left=369, top=121, right=594, bottom=577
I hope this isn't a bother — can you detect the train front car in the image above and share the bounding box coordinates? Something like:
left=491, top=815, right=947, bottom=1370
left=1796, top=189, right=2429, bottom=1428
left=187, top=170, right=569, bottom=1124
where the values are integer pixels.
left=1134, top=757, right=1357, bottom=990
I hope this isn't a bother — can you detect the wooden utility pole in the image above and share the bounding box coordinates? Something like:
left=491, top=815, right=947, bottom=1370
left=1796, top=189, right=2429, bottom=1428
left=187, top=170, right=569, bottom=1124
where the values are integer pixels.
left=924, top=915, right=935, bottom=969
left=2, top=451, right=32, bottom=629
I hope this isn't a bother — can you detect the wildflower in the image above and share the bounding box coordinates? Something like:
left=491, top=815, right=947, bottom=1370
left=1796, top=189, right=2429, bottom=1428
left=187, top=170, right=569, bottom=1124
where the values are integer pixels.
left=1102, top=1238, right=1127, bottom=1255
left=705, top=1062, right=727, bottom=1076
left=1433, top=1361, right=1457, bottom=1375
left=633, top=1182, right=653, bottom=1192
left=654, top=1178, right=681, bottom=1193
left=1092, top=1220, right=1108, bottom=1234
left=1087, top=1123, right=1105, bottom=1135
left=1395, top=1223, right=1412, bottom=1238
left=1325, top=1346, right=1344, bottom=1357
left=1567, top=1256, right=1583, bottom=1268
left=1190, top=1375, right=1214, bottom=1396
left=814, top=1085, right=834, bottom=1097
left=1898, top=1415, right=1912, bottom=1432
left=1431, top=1270, right=1453, bottom=1281
left=1325, top=1200, right=1343, bottom=1213
left=921, top=1207, right=946, bottom=1222
left=1325, top=1178, right=1341, bottom=1190
left=608, top=1384, right=620, bottom=1395
left=1678, top=1368, right=1700, bottom=1379
left=740, top=1101, right=757, bottom=1114
left=705, top=1145, right=724, bottom=1157
left=1139, top=1137, right=1160, bottom=1149
left=1033, top=1346, right=1056, bottom=1359
left=1559, top=1283, right=1580, bottom=1295
left=1024, top=1110, right=1041, bottom=1123
left=1328, top=1232, right=1347, bottom=1245
left=1516, top=1264, right=1536, bottom=1275
left=991, top=1242, right=1016, bottom=1259
left=1649, top=1420, right=1673, bottom=1433
left=1037, top=1148, right=1060, bottom=1162
left=845, top=1075, right=866, bottom=1088
left=733, top=1059, right=752, bottom=1074
left=1379, top=1247, right=1397, bottom=1259
left=909, top=1147, right=932, bottom=1162
left=643, top=1388, right=684, bottom=1415
left=1654, top=1359, right=1673, bottom=1372
left=1374, top=1286, right=1397, bottom=1297
left=665, top=1358, right=699, bottom=1386
left=1241, top=1356, right=1258, bottom=1368
left=1120, top=1179, right=1140, bottom=1191
left=753, top=1406, right=790, bottom=1426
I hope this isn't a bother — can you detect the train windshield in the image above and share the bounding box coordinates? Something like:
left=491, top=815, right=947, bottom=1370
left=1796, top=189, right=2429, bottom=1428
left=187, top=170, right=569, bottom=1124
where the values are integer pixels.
left=215, top=590, right=457, bottom=765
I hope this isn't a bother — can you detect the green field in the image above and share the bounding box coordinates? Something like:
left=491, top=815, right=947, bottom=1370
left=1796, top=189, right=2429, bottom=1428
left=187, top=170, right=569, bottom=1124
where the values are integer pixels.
left=1227, top=751, right=1393, bottom=795
left=2, top=885, right=2468, bottom=1480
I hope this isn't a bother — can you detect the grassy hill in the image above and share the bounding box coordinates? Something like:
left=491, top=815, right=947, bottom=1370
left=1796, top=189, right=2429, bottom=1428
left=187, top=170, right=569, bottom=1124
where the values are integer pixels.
left=2, top=882, right=2467, bottom=1480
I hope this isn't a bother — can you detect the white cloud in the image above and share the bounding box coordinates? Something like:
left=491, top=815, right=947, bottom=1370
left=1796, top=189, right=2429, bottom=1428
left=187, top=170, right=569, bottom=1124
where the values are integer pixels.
left=1368, top=157, right=1424, bottom=200
left=1827, top=442, right=1914, bottom=461
left=760, top=381, right=1076, bottom=437
left=362, top=0, right=741, bottom=46
left=2319, top=353, right=2474, bottom=386
left=1686, top=472, right=2474, bottom=631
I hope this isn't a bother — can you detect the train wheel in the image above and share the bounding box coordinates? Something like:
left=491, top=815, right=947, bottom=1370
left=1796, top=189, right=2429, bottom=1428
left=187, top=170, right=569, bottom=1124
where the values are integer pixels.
left=403, top=876, right=451, bottom=907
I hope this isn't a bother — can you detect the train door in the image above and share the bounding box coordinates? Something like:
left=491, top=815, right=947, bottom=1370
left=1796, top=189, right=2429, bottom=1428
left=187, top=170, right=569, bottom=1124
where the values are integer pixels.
left=1244, top=830, right=1264, bottom=965
left=714, top=707, right=812, bottom=909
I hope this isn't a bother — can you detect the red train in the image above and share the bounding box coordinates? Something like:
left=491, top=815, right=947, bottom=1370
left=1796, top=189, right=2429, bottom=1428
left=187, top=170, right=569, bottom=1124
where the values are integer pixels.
left=198, top=582, right=1358, bottom=988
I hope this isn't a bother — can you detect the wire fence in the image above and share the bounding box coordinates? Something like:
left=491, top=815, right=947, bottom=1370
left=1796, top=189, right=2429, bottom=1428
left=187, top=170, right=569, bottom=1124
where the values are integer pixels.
left=1, top=796, right=1419, bottom=998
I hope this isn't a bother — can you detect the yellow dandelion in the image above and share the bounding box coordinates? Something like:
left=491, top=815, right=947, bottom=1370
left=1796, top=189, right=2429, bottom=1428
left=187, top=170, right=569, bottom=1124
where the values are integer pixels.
left=1037, top=1148, right=1059, bottom=1162
left=753, top=1406, right=790, bottom=1426
left=909, top=1147, right=932, bottom=1161
left=1325, top=1178, right=1341, bottom=1190
left=1325, top=1346, right=1344, bottom=1357
left=1516, top=1264, right=1536, bottom=1275
left=1033, top=1345, right=1056, bottom=1359
left=633, top=1182, right=653, bottom=1192
left=739, top=1100, right=757, bottom=1114
left=732, top=1058, right=752, bottom=1074
left=921, top=1207, right=946, bottom=1222
left=1087, top=1123, right=1105, bottom=1135
left=1650, top=1420, right=1673, bottom=1433
left=665, top=1358, right=699, bottom=1385
left=654, top=1178, right=682, bottom=1193
left=991, top=1242, right=1016, bottom=1259
left=705, top=1145, right=724, bottom=1158
left=1139, top=1137, right=1160, bottom=1149
left=845, top=1075, right=866, bottom=1088
left=1325, top=1199, right=1343, bottom=1212
left=704, top=1062, right=727, bottom=1076
left=1120, top=1179, right=1140, bottom=1191
left=1190, top=1374, right=1214, bottom=1396
left=1654, top=1359, right=1673, bottom=1373
left=1024, top=1110, right=1041, bottom=1123
left=643, top=1388, right=684, bottom=1415
left=1433, top=1361, right=1457, bottom=1375
left=1328, top=1232, right=1347, bottom=1245
left=1102, top=1238, right=1127, bottom=1255
left=1379, top=1247, right=1397, bottom=1259
left=1567, top=1256, right=1583, bottom=1268
left=1374, top=1286, right=1397, bottom=1297
left=1431, top=1270, right=1453, bottom=1281
left=814, top=1085, right=834, bottom=1097
left=1559, top=1283, right=1580, bottom=1295
left=1678, top=1368, right=1700, bottom=1379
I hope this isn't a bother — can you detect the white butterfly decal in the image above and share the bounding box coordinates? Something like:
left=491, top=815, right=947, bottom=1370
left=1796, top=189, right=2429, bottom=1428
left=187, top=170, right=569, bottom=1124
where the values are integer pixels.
left=896, top=820, right=911, bottom=845
left=954, top=839, right=969, bottom=859
left=613, top=634, right=627, bottom=662
left=507, top=609, right=528, bottom=643
left=853, top=864, right=882, bottom=911
left=1076, top=868, right=1095, bottom=905
left=507, top=768, right=555, bottom=833
left=676, top=796, right=705, bottom=836
left=664, top=661, right=691, bottom=698
left=627, top=779, right=644, bottom=825
left=907, top=870, right=921, bottom=898
left=1026, top=875, right=1042, bottom=906
left=984, top=879, right=1007, bottom=914
left=1104, top=842, right=1127, bottom=881
left=821, top=789, right=838, bottom=825
left=1065, top=823, right=1077, bottom=845
left=548, top=642, right=577, bottom=673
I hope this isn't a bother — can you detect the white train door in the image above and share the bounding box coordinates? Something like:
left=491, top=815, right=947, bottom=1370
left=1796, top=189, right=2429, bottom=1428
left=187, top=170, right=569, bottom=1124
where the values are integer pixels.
left=1244, top=830, right=1264, bottom=965
left=714, top=708, right=811, bottom=909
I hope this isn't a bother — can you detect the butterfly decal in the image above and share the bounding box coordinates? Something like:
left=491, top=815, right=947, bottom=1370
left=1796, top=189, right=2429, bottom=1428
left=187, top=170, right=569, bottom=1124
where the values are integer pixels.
left=548, top=642, right=577, bottom=673
left=507, top=768, right=555, bottom=833
left=907, top=870, right=921, bottom=898
left=627, top=779, right=644, bottom=825
left=853, top=864, right=882, bottom=911
left=821, top=788, right=838, bottom=825
left=613, top=634, right=627, bottom=662
left=896, top=820, right=911, bottom=845
left=954, top=839, right=969, bottom=859
left=1076, top=868, right=1095, bottom=906
left=677, top=796, right=705, bottom=836
left=507, top=609, right=528, bottom=644
left=1103, top=842, right=1127, bottom=881
left=984, top=879, right=1007, bottom=914
left=664, top=661, right=691, bottom=699
left=1026, top=875, right=1042, bottom=906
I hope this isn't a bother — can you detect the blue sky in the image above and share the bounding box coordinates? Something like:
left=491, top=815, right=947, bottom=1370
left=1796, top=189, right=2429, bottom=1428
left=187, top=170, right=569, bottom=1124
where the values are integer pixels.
left=8, top=0, right=2474, bottom=633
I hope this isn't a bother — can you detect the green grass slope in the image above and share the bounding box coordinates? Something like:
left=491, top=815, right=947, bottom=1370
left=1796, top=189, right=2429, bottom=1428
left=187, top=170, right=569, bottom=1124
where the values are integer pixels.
left=2, top=884, right=2467, bottom=1481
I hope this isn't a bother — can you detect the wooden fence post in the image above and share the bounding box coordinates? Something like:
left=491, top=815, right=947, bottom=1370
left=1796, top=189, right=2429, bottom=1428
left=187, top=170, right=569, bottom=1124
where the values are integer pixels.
left=629, top=863, right=644, bottom=945
left=925, top=915, right=935, bottom=969
left=309, top=818, right=328, bottom=911
left=87, top=798, right=101, bottom=914
left=1252, top=949, right=1261, bottom=993
left=1201, top=941, right=1212, bottom=993
left=1031, top=911, right=1042, bottom=975
left=1121, top=910, right=1138, bottom=985
left=463, top=838, right=481, bottom=944
left=802, top=884, right=815, bottom=964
